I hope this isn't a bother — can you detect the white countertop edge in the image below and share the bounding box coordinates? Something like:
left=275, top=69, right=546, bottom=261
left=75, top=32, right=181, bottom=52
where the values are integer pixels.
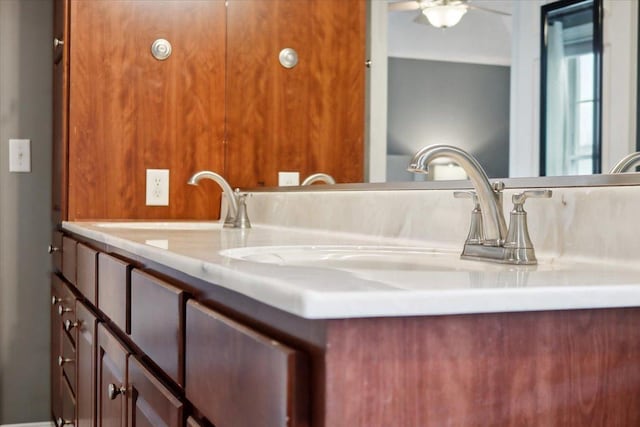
left=62, top=222, right=640, bottom=319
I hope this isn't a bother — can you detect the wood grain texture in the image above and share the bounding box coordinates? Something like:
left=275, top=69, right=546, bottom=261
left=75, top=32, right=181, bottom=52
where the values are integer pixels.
left=130, top=269, right=185, bottom=386
left=185, top=300, right=309, bottom=427
left=98, top=253, right=132, bottom=334
left=76, top=301, right=98, bottom=427
left=127, top=356, right=183, bottom=427
left=77, top=243, right=98, bottom=306
left=52, top=0, right=69, bottom=225
left=62, top=236, right=77, bottom=285
left=323, top=309, right=640, bottom=427
left=225, top=0, right=365, bottom=187
left=68, top=0, right=225, bottom=220
left=97, top=324, right=129, bottom=427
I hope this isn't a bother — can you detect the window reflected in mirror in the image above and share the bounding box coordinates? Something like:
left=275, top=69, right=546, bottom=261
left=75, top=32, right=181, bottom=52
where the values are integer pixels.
left=541, top=0, right=603, bottom=176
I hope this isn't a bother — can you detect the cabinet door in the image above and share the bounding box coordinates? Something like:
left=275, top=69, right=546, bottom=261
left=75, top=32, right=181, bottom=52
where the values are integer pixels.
left=127, top=356, right=183, bottom=427
left=67, top=0, right=225, bottom=220
left=225, top=0, right=365, bottom=187
left=185, top=301, right=308, bottom=427
left=77, top=301, right=98, bottom=427
left=52, top=0, right=69, bottom=224
left=97, top=324, right=128, bottom=427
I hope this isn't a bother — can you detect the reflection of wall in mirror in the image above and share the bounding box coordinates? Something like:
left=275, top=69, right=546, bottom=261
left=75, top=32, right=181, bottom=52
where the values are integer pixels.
left=384, top=0, right=512, bottom=181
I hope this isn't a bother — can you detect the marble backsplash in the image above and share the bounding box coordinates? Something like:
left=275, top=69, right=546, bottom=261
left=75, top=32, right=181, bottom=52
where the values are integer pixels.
left=243, top=185, right=640, bottom=267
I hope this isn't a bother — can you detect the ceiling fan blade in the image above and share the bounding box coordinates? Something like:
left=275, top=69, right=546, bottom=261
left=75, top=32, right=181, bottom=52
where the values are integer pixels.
left=412, top=12, right=432, bottom=26
left=389, top=1, right=421, bottom=12
left=467, top=4, right=511, bottom=16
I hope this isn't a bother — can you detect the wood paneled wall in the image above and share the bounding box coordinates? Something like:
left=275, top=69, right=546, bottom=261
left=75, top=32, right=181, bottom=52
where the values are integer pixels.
left=63, top=0, right=365, bottom=220
left=225, top=0, right=365, bottom=187
left=68, top=1, right=226, bottom=220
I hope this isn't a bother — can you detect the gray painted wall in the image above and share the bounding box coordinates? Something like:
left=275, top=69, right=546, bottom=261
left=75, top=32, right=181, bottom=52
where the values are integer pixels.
left=0, top=0, right=53, bottom=423
left=387, top=57, right=510, bottom=179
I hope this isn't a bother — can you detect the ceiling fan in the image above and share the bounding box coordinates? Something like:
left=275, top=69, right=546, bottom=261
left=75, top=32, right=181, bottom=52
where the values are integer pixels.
left=389, top=0, right=511, bottom=29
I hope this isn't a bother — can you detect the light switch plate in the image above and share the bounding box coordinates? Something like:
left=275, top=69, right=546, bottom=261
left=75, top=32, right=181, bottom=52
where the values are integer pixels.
left=9, top=139, right=31, bottom=172
left=278, top=171, right=300, bottom=186
left=146, top=169, right=169, bottom=206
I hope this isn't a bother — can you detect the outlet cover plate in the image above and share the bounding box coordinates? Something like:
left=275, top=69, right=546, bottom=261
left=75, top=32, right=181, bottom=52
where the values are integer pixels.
left=146, top=169, right=169, bottom=206
left=278, top=171, right=300, bottom=186
left=9, top=139, right=31, bottom=172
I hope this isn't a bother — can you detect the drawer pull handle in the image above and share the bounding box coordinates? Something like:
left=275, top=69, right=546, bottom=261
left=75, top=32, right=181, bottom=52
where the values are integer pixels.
left=56, top=417, right=73, bottom=427
left=64, top=320, right=79, bottom=332
left=48, top=245, right=60, bottom=254
left=108, top=383, right=126, bottom=400
left=52, top=296, right=61, bottom=306
left=58, top=305, right=72, bottom=316
left=57, top=355, right=74, bottom=366
left=53, top=38, right=64, bottom=49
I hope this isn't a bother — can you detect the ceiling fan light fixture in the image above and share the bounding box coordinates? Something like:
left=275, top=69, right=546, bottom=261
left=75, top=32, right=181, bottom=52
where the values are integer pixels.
left=422, top=5, right=468, bottom=28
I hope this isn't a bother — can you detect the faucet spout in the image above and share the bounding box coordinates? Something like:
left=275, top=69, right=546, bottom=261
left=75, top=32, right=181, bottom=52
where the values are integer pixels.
left=301, top=173, right=336, bottom=185
left=609, top=151, right=640, bottom=173
left=188, top=171, right=239, bottom=226
left=408, top=144, right=507, bottom=245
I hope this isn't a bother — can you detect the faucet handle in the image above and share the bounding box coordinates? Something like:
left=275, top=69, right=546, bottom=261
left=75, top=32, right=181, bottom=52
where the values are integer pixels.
left=454, top=190, right=480, bottom=208
left=454, top=191, right=483, bottom=245
left=232, top=190, right=251, bottom=229
left=512, top=190, right=552, bottom=212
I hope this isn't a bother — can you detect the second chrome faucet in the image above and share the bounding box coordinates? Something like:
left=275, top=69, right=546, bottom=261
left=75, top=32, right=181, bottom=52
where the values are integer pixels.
left=187, top=171, right=251, bottom=229
left=408, top=144, right=551, bottom=265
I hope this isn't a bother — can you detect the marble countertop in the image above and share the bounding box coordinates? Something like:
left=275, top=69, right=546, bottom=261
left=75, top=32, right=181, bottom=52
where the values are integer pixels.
left=62, top=220, right=640, bottom=319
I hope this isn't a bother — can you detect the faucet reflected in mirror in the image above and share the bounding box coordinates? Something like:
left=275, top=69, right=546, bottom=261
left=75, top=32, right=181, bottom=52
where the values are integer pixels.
left=609, top=152, right=640, bottom=173
left=408, top=145, right=551, bottom=265
left=301, top=173, right=336, bottom=186
left=187, top=171, right=251, bottom=229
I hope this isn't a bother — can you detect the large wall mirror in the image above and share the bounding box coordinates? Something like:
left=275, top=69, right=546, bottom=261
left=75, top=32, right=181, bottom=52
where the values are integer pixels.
left=367, top=0, right=638, bottom=183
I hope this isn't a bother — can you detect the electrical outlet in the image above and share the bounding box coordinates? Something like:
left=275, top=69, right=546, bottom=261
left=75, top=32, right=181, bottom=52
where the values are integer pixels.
left=146, top=169, right=169, bottom=206
left=9, top=139, right=31, bottom=172
left=278, top=171, right=300, bottom=186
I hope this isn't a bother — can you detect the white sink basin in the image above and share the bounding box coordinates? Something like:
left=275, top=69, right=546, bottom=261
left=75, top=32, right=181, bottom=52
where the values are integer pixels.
left=93, top=221, right=223, bottom=231
left=220, top=245, right=480, bottom=272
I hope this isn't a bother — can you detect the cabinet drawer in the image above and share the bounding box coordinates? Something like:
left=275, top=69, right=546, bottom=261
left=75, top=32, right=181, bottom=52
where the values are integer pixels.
left=61, top=330, right=76, bottom=395
left=185, top=301, right=308, bottom=427
left=130, top=269, right=185, bottom=386
left=128, top=356, right=183, bottom=427
left=62, top=236, right=77, bottom=285
left=58, top=279, right=77, bottom=340
left=98, top=253, right=132, bottom=333
left=77, top=243, right=98, bottom=305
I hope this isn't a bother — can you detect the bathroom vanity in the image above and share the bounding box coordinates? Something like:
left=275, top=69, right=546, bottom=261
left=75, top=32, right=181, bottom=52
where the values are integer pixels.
left=50, top=184, right=640, bottom=427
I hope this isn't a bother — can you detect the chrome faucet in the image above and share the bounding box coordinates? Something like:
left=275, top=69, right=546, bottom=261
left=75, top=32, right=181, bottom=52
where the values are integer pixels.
left=609, top=152, right=640, bottom=173
left=408, top=144, right=507, bottom=245
left=408, top=145, right=551, bottom=265
left=187, top=171, right=251, bottom=229
left=301, top=173, right=336, bottom=185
